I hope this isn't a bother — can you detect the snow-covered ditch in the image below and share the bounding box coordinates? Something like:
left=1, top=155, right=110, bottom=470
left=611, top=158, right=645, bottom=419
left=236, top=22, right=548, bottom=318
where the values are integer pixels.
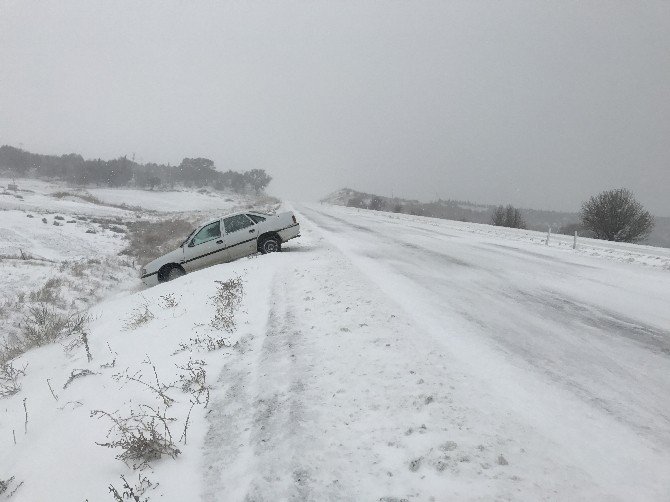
left=0, top=178, right=279, bottom=355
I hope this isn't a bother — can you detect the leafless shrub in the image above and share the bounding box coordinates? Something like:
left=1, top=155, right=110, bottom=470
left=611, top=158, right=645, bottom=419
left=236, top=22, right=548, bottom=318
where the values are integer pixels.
left=22, top=305, right=89, bottom=348
left=209, top=277, right=244, bottom=332
left=123, top=302, right=155, bottom=330
left=172, top=334, right=232, bottom=354
left=157, top=293, right=179, bottom=310
left=92, top=405, right=181, bottom=470
left=176, top=359, right=210, bottom=407
left=22, top=305, right=66, bottom=346
left=0, top=361, right=27, bottom=398
left=107, top=473, right=156, bottom=502
left=113, top=360, right=174, bottom=407
left=28, top=277, right=64, bottom=305
left=0, top=339, right=24, bottom=367
left=54, top=215, right=65, bottom=221
left=51, top=190, right=104, bottom=205
left=0, top=476, right=14, bottom=495
left=63, top=368, right=97, bottom=389
left=0, top=477, right=21, bottom=497
left=580, top=188, right=655, bottom=242
left=60, top=260, right=89, bottom=277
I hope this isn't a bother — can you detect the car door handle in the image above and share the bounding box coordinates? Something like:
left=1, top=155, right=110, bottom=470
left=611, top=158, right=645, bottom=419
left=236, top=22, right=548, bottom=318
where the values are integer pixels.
left=216, top=239, right=223, bottom=244
left=249, top=229, right=256, bottom=233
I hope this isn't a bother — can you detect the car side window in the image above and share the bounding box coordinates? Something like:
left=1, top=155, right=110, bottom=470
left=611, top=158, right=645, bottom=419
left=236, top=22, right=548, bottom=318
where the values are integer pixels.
left=247, top=214, right=266, bottom=224
left=190, top=221, right=220, bottom=246
left=224, top=214, right=254, bottom=234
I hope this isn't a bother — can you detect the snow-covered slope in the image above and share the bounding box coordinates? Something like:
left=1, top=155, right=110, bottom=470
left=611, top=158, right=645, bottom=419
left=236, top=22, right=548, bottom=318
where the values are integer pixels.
left=2, top=202, right=670, bottom=501
left=0, top=177, right=279, bottom=365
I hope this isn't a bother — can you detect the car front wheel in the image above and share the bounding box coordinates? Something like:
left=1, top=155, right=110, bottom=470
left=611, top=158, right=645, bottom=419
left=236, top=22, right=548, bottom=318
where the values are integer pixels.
left=166, top=266, right=186, bottom=281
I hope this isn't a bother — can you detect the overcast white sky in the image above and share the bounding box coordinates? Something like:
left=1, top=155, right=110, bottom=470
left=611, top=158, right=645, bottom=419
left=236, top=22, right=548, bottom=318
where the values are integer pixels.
left=1, top=1, right=669, bottom=215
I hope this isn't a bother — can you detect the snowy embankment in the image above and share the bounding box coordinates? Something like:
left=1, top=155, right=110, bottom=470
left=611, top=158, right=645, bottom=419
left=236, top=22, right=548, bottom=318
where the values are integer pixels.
left=0, top=178, right=278, bottom=351
left=2, top=200, right=670, bottom=501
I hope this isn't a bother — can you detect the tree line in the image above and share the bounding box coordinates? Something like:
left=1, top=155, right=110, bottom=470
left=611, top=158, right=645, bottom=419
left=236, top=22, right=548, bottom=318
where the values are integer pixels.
left=487, top=189, right=654, bottom=243
left=0, top=145, right=272, bottom=193
left=340, top=187, right=655, bottom=244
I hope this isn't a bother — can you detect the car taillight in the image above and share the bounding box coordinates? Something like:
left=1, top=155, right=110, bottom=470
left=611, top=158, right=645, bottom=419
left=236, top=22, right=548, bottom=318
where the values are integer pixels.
left=292, top=215, right=297, bottom=224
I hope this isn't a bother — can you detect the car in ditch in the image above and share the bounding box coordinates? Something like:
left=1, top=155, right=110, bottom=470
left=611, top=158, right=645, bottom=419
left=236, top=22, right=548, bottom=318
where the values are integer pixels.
left=140, top=210, right=300, bottom=286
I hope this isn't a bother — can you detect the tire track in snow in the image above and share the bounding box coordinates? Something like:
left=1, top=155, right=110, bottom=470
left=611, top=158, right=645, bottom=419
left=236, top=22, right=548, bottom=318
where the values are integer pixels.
left=244, top=275, right=318, bottom=502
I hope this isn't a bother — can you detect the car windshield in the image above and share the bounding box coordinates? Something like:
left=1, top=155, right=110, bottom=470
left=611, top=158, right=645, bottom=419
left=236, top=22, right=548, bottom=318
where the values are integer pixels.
left=180, top=228, right=198, bottom=247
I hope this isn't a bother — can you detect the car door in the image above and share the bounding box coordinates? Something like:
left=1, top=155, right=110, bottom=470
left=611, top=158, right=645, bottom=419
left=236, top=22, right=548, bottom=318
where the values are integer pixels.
left=182, top=220, right=227, bottom=272
left=222, top=214, right=258, bottom=260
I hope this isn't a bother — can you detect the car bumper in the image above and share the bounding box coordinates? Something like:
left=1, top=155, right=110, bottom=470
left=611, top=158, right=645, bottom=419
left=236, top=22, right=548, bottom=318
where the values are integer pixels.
left=141, top=272, right=159, bottom=287
left=278, top=223, right=300, bottom=243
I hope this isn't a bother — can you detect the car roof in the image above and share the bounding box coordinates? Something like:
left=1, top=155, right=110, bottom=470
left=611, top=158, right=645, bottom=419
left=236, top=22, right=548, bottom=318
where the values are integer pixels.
left=194, top=210, right=271, bottom=228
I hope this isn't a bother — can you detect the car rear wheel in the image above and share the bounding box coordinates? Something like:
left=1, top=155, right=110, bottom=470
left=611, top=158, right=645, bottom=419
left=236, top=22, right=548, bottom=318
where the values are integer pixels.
left=259, top=235, right=281, bottom=254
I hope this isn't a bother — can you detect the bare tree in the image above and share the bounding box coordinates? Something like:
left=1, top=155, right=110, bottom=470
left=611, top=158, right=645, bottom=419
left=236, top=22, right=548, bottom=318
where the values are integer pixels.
left=580, top=188, right=654, bottom=242
left=491, top=205, right=526, bottom=229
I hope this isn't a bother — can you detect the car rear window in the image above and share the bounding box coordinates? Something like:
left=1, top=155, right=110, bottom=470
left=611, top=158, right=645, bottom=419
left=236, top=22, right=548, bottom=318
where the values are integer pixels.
left=247, top=214, right=266, bottom=224
left=224, top=214, right=255, bottom=233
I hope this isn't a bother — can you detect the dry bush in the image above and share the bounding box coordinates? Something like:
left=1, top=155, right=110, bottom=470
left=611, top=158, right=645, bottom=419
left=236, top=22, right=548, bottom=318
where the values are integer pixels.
left=22, top=305, right=89, bottom=348
left=121, top=217, right=195, bottom=263
left=157, top=294, right=179, bottom=310
left=123, top=302, right=155, bottom=330
left=0, top=361, right=27, bottom=397
left=92, top=405, right=181, bottom=470
left=172, top=334, right=232, bottom=354
left=113, top=363, right=174, bottom=407
left=107, top=474, right=156, bottom=502
left=63, top=368, right=97, bottom=389
left=176, top=359, right=210, bottom=407
left=51, top=190, right=104, bottom=205
left=209, top=277, right=244, bottom=332
left=28, top=278, right=65, bottom=306
left=0, top=476, right=16, bottom=496
left=0, top=339, right=24, bottom=367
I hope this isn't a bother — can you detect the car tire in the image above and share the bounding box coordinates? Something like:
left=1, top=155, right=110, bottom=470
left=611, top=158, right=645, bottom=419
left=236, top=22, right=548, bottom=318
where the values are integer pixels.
left=166, top=265, right=186, bottom=281
left=259, top=235, right=281, bottom=254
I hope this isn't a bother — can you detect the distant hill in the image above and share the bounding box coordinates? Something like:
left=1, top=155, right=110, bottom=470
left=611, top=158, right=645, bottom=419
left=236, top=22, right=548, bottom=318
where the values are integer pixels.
left=322, top=188, right=670, bottom=248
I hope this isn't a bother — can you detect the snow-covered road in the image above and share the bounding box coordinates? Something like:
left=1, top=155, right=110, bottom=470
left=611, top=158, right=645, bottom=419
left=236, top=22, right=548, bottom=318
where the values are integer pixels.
left=203, top=203, right=670, bottom=501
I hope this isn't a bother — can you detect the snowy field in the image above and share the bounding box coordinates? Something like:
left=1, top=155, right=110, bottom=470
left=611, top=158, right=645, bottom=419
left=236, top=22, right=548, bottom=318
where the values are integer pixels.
left=2, top=200, right=669, bottom=501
